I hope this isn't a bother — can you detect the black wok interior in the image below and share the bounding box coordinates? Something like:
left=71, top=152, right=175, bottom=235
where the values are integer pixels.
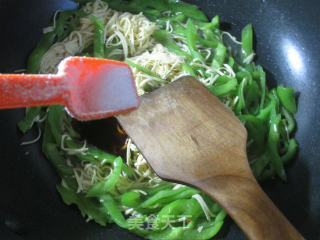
left=0, top=0, right=319, bottom=239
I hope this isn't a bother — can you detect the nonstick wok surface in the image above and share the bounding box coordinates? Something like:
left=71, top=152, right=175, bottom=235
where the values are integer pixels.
left=0, top=0, right=319, bottom=239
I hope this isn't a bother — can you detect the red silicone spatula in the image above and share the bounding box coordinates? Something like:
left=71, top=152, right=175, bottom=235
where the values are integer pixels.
left=0, top=56, right=139, bottom=120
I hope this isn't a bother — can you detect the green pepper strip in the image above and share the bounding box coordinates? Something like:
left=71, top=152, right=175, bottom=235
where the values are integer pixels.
left=64, top=138, right=134, bottom=178
left=104, top=0, right=144, bottom=14
left=41, top=106, right=79, bottom=189
left=259, top=166, right=276, bottom=181
left=18, top=106, right=42, bottom=133
left=185, top=19, right=204, bottom=61
left=153, top=29, right=192, bottom=61
left=182, top=18, right=220, bottom=48
left=270, top=89, right=280, bottom=111
left=143, top=183, right=173, bottom=195
left=235, top=77, right=248, bottom=115
left=86, top=156, right=123, bottom=197
left=65, top=139, right=116, bottom=163
left=26, top=32, right=56, bottom=73
left=196, top=36, right=219, bottom=49
left=228, top=56, right=235, bottom=68
left=46, top=105, right=66, bottom=145
left=277, top=85, right=297, bottom=114
left=121, top=191, right=142, bottom=208
left=241, top=24, right=254, bottom=64
left=125, top=60, right=164, bottom=81
left=257, top=97, right=276, bottom=122
left=282, top=107, right=296, bottom=133
left=198, top=15, right=219, bottom=32
left=136, top=188, right=200, bottom=214
left=211, top=42, right=226, bottom=68
left=155, top=12, right=186, bottom=26
left=182, top=64, right=196, bottom=77
left=251, top=151, right=272, bottom=179
left=256, top=65, right=266, bottom=109
left=55, top=10, right=87, bottom=41
left=115, top=0, right=178, bottom=18
left=183, top=210, right=227, bottom=240
left=100, top=194, right=129, bottom=228
left=268, top=113, right=287, bottom=180
left=245, top=81, right=260, bottom=114
left=238, top=114, right=266, bottom=158
left=57, top=185, right=110, bottom=226
left=155, top=198, right=202, bottom=230
left=43, top=142, right=78, bottom=191
left=207, top=77, right=237, bottom=97
left=281, top=139, right=298, bottom=164
left=138, top=0, right=168, bottom=11
left=168, top=0, right=208, bottom=22
left=91, top=16, right=105, bottom=58
left=138, top=186, right=198, bottom=208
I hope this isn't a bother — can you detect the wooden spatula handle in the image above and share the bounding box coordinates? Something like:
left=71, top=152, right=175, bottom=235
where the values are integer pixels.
left=196, top=174, right=304, bottom=240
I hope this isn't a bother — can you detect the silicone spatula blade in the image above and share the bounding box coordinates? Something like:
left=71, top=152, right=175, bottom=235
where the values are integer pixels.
left=0, top=56, right=139, bottom=121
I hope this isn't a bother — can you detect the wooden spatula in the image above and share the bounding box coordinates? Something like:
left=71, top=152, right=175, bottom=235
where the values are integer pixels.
left=0, top=57, right=139, bottom=121
left=117, top=76, right=304, bottom=240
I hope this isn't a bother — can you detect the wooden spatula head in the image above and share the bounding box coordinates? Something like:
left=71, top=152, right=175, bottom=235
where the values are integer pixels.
left=117, top=76, right=304, bottom=240
left=117, top=76, right=250, bottom=184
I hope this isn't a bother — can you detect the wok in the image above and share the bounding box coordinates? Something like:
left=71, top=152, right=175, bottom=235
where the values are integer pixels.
left=0, top=0, right=319, bottom=239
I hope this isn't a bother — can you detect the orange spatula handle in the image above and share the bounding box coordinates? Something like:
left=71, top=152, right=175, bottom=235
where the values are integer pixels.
left=197, top=173, right=305, bottom=240
left=0, top=74, right=67, bottom=109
